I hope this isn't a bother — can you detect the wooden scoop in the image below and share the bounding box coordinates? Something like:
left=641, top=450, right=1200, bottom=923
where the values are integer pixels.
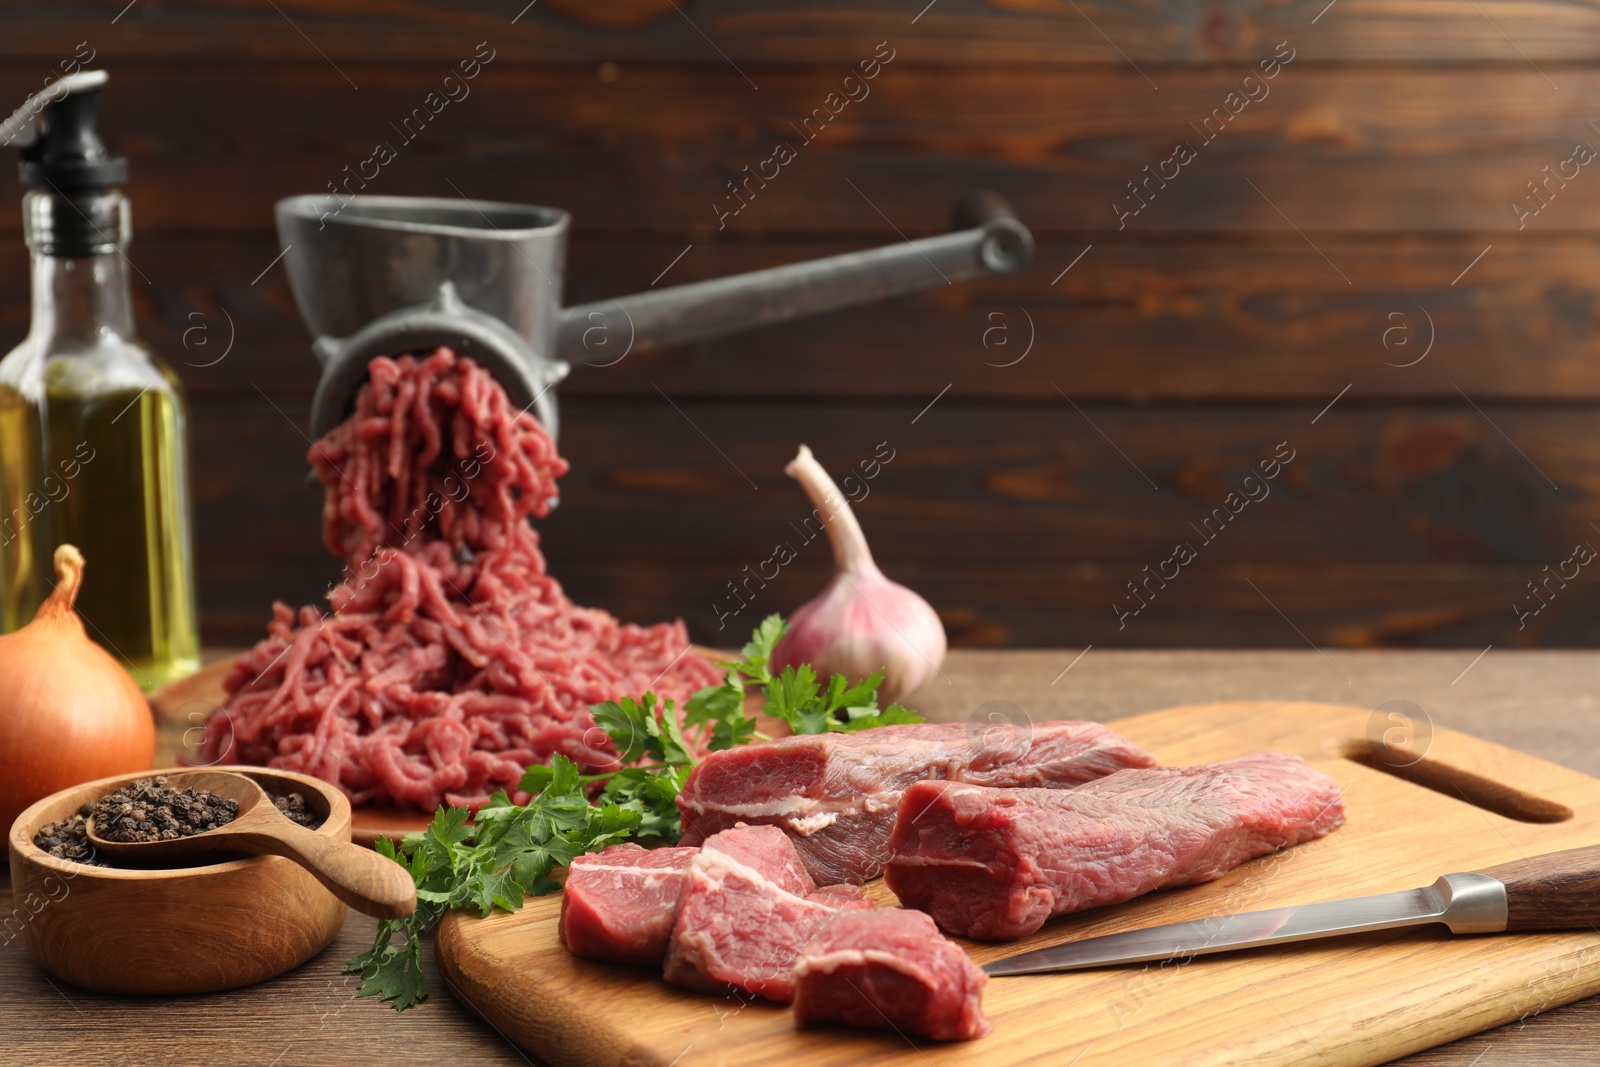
left=87, top=771, right=417, bottom=919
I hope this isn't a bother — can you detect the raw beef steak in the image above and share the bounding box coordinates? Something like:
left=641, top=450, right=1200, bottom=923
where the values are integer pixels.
left=794, top=907, right=991, bottom=1041
left=885, top=752, right=1346, bottom=939
left=663, top=824, right=870, bottom=1002
left=558, top=843, right=700, bottom=964
left=677, top=721, right=1156, bottom=885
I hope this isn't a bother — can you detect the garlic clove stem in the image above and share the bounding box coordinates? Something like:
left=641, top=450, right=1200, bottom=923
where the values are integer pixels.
left=785, top=444, right=878, bottom=575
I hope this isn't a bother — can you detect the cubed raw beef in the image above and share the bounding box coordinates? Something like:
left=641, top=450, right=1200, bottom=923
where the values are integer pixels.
left=794, top=908, right=991, bottom=1042
left=558, top=843, right=700, bottom=964
left=691, top=820, right=814, bottom=895
left=806, top=884, right=876, bottom=910
left=677, top=721, right=1156, bottom=885
left=663, top=824, right=870, bottom=1002
left=885, top=752, right=1346, bottom=940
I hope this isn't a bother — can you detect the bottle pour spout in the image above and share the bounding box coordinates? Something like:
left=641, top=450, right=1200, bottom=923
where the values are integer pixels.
left=7, top=70, right=129, bottom=257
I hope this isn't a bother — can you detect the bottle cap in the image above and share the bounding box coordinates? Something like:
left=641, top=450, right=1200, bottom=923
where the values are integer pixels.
left=11, top=71, right=127, bottom=189
left=4, top=71, right=128, bottom=257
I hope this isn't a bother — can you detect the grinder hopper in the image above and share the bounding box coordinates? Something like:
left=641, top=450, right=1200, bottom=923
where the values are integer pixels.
left=275, top=191, right=1033, bottom=440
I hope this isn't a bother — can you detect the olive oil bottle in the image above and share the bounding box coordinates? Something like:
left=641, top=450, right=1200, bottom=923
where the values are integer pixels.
left=0, top=73, right=198, bottom=689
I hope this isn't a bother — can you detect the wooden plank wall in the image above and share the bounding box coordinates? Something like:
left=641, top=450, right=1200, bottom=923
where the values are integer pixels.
left=3, top=0, right=1598, bottom=651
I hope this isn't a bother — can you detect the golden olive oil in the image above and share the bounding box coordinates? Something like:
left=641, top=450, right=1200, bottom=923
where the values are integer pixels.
left=0, top=371, right=198, bottom=689
left=1, top=87, right=200, bottom=691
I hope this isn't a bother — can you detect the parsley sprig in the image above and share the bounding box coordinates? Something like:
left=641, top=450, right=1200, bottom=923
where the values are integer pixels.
left=686, top=613, right=920, bottom=737
left=346, top=614, right=920, bottom=1009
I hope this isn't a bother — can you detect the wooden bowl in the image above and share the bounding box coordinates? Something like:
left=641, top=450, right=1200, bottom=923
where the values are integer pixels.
left=6, top=765, right=350, bottom=994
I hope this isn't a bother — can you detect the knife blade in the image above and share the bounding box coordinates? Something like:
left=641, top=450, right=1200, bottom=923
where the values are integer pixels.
left=983, top=842, right=1600, bottom=977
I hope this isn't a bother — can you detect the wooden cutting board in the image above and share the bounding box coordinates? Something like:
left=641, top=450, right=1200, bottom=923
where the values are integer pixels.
left=433, top=700, right=1600, bottom=1067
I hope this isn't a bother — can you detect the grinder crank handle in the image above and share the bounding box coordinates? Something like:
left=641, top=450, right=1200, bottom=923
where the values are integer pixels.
left=554, top=190, right=1032, bottom=361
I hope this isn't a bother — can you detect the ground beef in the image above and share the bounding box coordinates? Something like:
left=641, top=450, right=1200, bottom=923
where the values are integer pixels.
left=192, top=348, right=720, bottom=811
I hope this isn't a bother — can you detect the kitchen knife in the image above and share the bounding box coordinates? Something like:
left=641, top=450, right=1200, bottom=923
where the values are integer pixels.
left=983, top=843, right=1600, bottom=976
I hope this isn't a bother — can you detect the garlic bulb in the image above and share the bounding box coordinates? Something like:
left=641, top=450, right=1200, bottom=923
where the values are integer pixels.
left=770, top=445, right=946, bottom=702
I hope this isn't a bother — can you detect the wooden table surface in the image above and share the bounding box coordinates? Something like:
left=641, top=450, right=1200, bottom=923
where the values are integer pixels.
left=5, top=648, right=1599, bottom=1066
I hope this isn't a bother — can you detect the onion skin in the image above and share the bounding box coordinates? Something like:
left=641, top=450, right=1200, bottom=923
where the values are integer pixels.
left=770, top=446, right=947, bottom=703
left=0, top=545, right=154, bottom=837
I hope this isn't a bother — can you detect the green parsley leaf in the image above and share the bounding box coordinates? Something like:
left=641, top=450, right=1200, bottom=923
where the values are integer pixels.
left=761, top=662, right=926, bottom=735
left=837, top=702, right=923, bottom=731
left=683, top=680, right=757, bottom=751
left=592, top=694, right=696, bottom=767
left=472, top=864, right=525, bottom=916
left=601, top=766, right=690, bottom=841
left=738, top=613, right=786, bottom=682
left=515, top=763, right=555, bottom=795
left=348, top=920, right=431, bottom=1011
left=766, top=664, right=831, bottom=734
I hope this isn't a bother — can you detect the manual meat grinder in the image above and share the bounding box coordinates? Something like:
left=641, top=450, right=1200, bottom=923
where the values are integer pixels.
left=274, top=191, right=1033, bottom=439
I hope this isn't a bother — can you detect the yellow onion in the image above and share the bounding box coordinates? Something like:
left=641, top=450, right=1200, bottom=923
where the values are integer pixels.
left=0, top=544, right=154, bottom=835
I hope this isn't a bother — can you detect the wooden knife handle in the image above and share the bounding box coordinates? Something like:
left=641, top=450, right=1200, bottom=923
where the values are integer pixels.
left=1476, top=845, right=1600, bottom=931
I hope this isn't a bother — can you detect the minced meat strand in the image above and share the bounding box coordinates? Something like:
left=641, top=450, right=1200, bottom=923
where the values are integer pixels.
left=192, top=348, right=720, bottom=811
